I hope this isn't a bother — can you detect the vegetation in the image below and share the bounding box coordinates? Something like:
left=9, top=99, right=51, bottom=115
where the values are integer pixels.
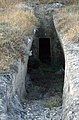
left=0, top=0, right=79, bottom=6
left=56, top=4, right=79, bottom=41
left=0, top=0, right=79, bottom=70
left=0, top=0, right=25, bottom=7
left=0, top=1, right=38, bottom=70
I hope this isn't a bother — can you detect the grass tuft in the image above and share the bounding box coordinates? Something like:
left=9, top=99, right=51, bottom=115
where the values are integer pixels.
left=56, top=4, right=79, bottom=41
left=0, top=3, right=38, bottom=70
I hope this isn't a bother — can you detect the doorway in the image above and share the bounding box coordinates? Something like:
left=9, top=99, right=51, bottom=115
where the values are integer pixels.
left=39, top=38, right=51, bottom=63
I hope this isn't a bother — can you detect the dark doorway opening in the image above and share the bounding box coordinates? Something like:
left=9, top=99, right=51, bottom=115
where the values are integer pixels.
left=39, top=38, right=51, bottom=63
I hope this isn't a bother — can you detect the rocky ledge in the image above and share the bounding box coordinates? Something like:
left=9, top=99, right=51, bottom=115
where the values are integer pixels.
left=53, top=6, right=79, bottom=120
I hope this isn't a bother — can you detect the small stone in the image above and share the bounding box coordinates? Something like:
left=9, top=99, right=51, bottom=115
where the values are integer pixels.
left=46, top=112, right=50, bottom=118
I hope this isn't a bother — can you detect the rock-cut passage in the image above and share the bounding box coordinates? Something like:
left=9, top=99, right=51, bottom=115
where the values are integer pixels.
left=26, top=38, right=65, bottom=106
left=24, top=30, right=65, bottom=120
left=27, top=56, right=64, bottom=101
left=24, top=37, right=65, bottom=119
left=23, top=4, right=65, bottom=120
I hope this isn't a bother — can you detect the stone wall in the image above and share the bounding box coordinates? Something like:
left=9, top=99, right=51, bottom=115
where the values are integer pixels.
left=53, top=13, right=79, bottom=120
left=0, top=35, right=33, bottom=119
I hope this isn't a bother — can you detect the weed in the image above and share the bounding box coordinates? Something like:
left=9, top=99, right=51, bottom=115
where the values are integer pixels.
left=0, top=3, right=38, bottom=70
left=57, top=4, right=79, bottom=41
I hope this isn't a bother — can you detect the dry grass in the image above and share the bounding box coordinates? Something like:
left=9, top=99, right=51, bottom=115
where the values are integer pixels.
left=0, top=4, right=38, bottom=70
left=0, top=0, right=26, bottom=7
left=0, top=0, right=57, bottom=6
left=38, top=0, right=79, bottom=4
left=0, top=0, right=79, bottom=7
left=0, top=0, right=79, bottom=70
left=56, top=4, right=79, bottom=41
left=39, top=0, right=55, bottom=4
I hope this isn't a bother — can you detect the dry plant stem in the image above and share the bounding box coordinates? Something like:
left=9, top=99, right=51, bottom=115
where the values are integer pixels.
left=0, top=2, right=38, bottom=70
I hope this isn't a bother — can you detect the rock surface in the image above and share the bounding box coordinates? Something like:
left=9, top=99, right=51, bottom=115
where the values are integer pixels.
left=1, top=1, right=79, bottom=120
left=53, top=9, right=79, bottom=120
left=0, top=2, right=64, bottom=120
left=23, top=100, right=62, bottom=120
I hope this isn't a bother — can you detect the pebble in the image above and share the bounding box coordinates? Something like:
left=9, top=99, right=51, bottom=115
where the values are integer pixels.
left=23, top=100, right=62, bottom=120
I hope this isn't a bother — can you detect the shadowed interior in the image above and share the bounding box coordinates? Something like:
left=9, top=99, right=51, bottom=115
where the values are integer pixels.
left=39, top=38, right=51, bottom=63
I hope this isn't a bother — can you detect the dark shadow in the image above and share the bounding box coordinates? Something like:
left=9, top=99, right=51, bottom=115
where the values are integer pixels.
left=26, top=20, right=65, bottom=107
left=39, top=38, right=51, bottom=64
